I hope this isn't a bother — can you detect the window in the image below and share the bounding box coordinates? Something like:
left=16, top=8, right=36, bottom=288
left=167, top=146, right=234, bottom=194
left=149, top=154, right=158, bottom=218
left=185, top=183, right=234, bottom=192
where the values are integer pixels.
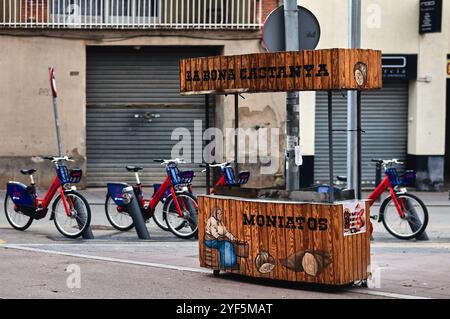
left=109, top=0, right=159, bottom=18
left=51, top=0, right=102, bottom=16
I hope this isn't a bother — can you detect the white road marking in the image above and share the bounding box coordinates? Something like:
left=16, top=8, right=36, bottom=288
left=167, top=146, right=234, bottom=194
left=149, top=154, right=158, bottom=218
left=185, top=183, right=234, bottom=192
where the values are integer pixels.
left=3, top=244, right=210, bottom=274
left=372, top=242, right=450, bottom=249
left=2, top=244, right=432, bottom=299
left=348, top=288, right=431, bottom=299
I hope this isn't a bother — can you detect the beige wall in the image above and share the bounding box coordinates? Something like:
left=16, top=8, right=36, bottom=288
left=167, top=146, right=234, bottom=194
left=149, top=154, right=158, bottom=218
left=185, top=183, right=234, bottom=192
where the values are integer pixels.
left=0, top=36, right=86, bottom=157
left=0, top=31, right=286, bottom=187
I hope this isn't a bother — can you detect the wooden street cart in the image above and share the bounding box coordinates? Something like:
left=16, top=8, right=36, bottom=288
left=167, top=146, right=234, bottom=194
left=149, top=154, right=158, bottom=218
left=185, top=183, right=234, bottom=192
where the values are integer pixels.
left=179, top=48, right=382, bottom=285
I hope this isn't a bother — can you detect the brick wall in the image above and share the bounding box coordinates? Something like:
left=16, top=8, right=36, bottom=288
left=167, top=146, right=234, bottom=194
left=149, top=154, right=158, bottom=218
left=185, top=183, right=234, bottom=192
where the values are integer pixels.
left=21, top=0, right=49, bottom=23
left=260, top=0, right=280, bottom=23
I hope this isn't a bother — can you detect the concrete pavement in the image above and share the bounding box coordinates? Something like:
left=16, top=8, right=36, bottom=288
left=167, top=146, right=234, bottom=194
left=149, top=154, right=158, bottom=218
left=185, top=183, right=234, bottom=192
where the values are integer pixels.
left=0, top=188, right=449, bottom=299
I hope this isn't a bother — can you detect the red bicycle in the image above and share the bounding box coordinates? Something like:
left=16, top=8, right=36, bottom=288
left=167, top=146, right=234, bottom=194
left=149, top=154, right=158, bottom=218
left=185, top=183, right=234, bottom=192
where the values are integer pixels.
left=337, top=158, right=428, bottom=240
left=4, top=156, right=91, bottom=238
left=200, top=162, right=250, bottom=193
left=106, top=158, right=198, bottom=239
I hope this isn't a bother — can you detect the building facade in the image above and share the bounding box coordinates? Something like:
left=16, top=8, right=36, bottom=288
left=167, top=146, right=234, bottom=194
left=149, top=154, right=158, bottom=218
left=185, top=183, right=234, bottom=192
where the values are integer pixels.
left=0, top=0, right=449, bottom=191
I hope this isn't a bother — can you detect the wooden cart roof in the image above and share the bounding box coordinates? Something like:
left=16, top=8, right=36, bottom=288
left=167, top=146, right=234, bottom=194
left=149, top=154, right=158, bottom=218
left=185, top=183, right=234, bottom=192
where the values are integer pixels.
left=180, top=48, right=382, bottom=95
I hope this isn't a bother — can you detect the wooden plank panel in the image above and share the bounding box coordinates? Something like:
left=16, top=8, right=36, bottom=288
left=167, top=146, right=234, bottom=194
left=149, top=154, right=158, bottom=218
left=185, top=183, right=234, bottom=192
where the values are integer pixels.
left=234, top=54, right=242, bottom=90
left=240, top=54, right=251, bottom=91
left=303, top=50, right=315, bottom=91
left=294, top=50, right=304, bottom=91
left=180, top=49, right=383, bottom=95
left=179, top=59, right=186, bottom=93
left=284, top=203, right=296, bottom=282
left=201, top=57, right=210, bottom=92
left=267, top=202, right=280, bottom=281
left=267, top=53, right=277, bottom=91
left=276, top=202, right=288, bottom=281
left=242, top=198, right=253, bottom=278
left=257, top=53, right=268, bottom=92
left=285, top=51, right=295, bottom=91
left=332, top=204, right=345, bottom=285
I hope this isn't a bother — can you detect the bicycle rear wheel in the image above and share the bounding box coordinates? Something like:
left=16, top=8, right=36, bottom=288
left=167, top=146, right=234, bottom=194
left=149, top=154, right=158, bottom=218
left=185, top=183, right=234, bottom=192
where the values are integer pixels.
left=380, top=192, right=428, bottom=240
left=4, top=194, right=34, bottom=231
left=163, top=192, right=198, bottom=239
left=105, top=195, right=134, bottom=231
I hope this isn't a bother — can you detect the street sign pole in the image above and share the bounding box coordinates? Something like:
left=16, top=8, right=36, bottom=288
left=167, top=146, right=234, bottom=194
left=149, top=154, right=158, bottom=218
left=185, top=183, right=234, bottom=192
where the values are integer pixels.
left=49, top=66, right=62, bottom=157
left=347, top=0, right=361, bottom=198
left=284, top=0, right=300, bottom=191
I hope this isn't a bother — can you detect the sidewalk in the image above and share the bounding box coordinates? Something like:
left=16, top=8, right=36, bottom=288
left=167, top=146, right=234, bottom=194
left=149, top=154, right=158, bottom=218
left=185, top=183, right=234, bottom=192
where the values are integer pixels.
left=78, top=187, right=450, bottom=207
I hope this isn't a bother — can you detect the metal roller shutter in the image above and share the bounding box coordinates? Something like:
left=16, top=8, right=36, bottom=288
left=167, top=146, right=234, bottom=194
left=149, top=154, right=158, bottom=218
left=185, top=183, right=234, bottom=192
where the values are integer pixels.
left=86, top=46, right=218, bottom=187
left=314, top=82, right=409, bottom=185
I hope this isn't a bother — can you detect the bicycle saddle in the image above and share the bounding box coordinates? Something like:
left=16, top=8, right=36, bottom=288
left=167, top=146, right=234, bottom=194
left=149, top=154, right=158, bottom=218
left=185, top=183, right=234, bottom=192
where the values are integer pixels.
left=336, top=176, right=347, bottom=182
left=20, top=169, right=37, bottom=175
left=125, top=166, right=143, bottom=172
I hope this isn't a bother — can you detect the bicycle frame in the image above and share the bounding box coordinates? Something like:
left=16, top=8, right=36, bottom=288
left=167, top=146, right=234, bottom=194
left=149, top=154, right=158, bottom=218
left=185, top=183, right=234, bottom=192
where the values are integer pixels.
left=35, top=175, right=72, bottom=217
left=367, top=175, right=406, bottom=219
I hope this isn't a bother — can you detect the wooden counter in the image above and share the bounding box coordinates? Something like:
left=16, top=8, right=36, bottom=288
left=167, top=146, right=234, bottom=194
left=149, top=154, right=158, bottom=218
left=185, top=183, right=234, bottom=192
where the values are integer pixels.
left=198, top=195, right=371, bottom=286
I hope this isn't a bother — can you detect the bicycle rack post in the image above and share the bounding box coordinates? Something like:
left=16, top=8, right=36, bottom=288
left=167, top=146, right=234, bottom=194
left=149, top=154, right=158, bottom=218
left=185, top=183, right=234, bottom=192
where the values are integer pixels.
left=73, top=197, right=95, bottom=239
left=122, top=186, right=150, bottom=240
left=405, top=199, right=429, bottom=241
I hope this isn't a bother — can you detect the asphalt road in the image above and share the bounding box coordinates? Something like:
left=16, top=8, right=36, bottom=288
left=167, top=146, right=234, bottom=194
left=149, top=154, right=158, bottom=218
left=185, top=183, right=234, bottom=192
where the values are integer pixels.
left=0, top=189, right=449, bottom=299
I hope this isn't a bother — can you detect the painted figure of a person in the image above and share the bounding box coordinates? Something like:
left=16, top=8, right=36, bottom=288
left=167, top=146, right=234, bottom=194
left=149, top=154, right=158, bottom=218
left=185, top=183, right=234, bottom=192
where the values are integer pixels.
left=204, top=208, right=240, bottom=270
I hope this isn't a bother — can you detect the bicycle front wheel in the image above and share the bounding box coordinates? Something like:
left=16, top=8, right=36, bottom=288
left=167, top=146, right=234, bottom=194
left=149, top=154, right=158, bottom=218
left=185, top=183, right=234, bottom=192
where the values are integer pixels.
left=53, top=191, right=92, bottom=239
left=152, top=201, right=170, bottom=231
left=380, top=192, right=429, bottom=240
left=163, top=192, right=198, bottom=239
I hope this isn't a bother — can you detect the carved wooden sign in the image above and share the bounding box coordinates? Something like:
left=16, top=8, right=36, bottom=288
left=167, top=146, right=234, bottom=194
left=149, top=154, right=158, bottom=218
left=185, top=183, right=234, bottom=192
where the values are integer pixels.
left=180, top=49, right=382, bottom=95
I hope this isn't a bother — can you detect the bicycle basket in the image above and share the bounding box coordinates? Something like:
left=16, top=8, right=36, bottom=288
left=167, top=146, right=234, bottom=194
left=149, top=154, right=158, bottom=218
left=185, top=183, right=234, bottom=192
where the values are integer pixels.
left=178, top=170, right=194, bottom=184
left=69, top=169, right=82, bottom=184
left=222, top=166, right=236, bottom=185
left=400, top=170, right=416, bottom=186
left=57, top=166, right=70, bottom=184
left=167, top=164, right=181, bottom=185
left=237, top=171, right=250, bottom=185
left=386, top=167, right=401, bottom=186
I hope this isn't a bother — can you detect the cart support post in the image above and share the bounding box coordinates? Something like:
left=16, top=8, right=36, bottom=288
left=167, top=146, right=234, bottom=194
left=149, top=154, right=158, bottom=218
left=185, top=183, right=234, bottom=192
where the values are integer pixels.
left=234, top=94, right=239, bottom=173
left=205, top=95, right=211, bottom=195
left=357, top=90, right=362, bottom=199
left=328, top=91, right=334, bottom=203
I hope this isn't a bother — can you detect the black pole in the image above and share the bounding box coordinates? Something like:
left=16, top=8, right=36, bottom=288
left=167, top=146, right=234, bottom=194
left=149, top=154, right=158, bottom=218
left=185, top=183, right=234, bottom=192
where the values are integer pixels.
left=205, top=95, right=211, bottom=195
left=328, top=91, right=334, bottom=204
left=73, top=197, right=94, bottom=239
left=357, top=90, right=362, bottom=200
left=122, top=186, right=150, bottom=240
left=375, top=162, right=382, bottom=202
left=234, top=94, right=239, bottom=173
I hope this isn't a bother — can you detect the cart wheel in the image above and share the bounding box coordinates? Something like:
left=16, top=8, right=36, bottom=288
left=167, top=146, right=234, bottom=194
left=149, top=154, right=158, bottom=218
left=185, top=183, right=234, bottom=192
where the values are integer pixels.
left=213, top=270, right=220, bottom=276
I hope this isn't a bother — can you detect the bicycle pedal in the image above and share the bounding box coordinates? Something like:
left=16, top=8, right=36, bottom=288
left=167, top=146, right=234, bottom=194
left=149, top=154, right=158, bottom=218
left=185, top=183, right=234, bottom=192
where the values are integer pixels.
left=370, top=215, right=378, bottom=220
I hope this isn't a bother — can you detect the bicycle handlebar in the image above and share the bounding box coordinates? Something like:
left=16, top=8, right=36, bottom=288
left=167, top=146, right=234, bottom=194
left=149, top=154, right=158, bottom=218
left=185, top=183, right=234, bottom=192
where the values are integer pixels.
left=43, top=156, right=74, bottom=163
left=200, top=162, right=231, bottom=168
left=153, top=158, right=186, bottom=165
left=371, top=158, right=404, bottom=166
